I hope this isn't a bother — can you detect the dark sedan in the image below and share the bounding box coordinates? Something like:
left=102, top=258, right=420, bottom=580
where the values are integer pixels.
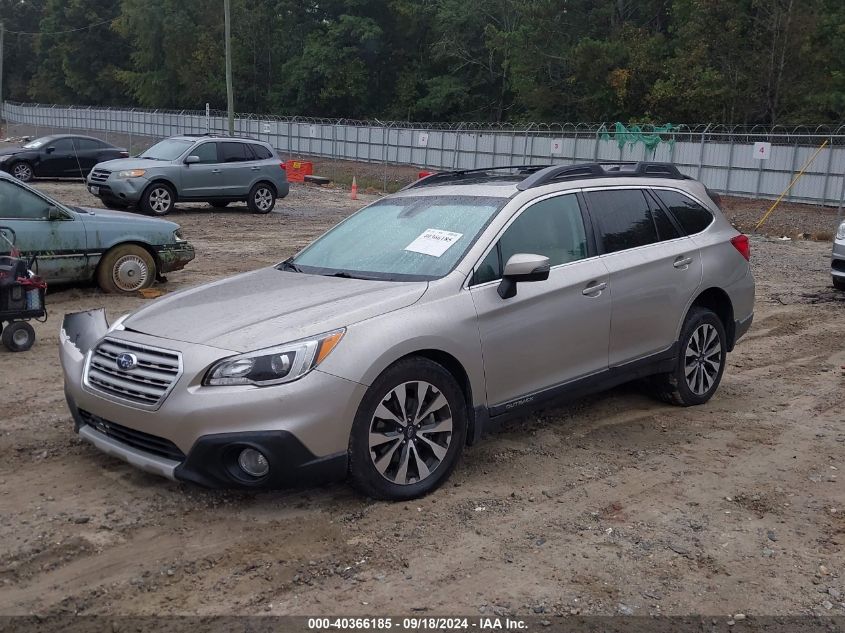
left=0, top=134, right=128, bottom=182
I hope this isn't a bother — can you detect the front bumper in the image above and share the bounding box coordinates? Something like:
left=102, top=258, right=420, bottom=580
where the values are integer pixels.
left=60, top=310, right=366, bottom=489
left=153, top=242, right=196, bottom=274
left=832, top=239, right=845, bottom=280
left=87, top=177, right=149, bottom=203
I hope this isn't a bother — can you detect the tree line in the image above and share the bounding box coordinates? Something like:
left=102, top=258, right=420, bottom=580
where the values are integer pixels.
left=1, top=0, right=843, bottom=124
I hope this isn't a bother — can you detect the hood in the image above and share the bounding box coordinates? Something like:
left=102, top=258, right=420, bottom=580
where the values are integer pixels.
left=123, top=267, right=428, bottom=351
left=73, top=206, right=180, bottom=230
left=0, top=147, right=23, bottom=157
left=94, top=157, right=170, bottom=171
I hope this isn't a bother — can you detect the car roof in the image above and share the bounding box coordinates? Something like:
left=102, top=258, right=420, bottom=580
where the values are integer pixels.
left=168, top=135, right=268, bottom=143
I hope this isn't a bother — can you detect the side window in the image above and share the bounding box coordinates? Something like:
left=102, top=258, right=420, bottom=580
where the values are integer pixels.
left=646, top=192, right=681, bottom=241
left=0, top=180, right=53, bottom=219
left=50, top=138, right=74, bottom=152
left=220, top=142, right=249, bottom=163
left=191, top=142, right=218, bottom=163
left=250, top=144, right=273, bottom=160
left=471, top=194, right=587, bottom=285
left=586, top=189, right=659, bottom=254
left=73, top=138, right=101, bottom=150
left=653, top=189, right=714, bottom=235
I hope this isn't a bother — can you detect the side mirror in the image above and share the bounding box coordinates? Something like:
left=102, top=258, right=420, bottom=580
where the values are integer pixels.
left=497, top=253, right=550, bottom=299
left=185, top=155, right=200, bottom=164
left=47, top=206, right=65, bottom=221
left=45, top=146, right=55, bottom=154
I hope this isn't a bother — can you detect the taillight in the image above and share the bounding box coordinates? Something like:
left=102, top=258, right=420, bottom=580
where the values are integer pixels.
left=279, top=163, right=286, bottom=171
left=731, top=234, right=750, bottom=261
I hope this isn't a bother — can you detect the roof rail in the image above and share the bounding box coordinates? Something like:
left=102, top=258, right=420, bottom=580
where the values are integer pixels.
left=516, top=161, right=688, bottom=190
left=402, top=165, right=551, bottom=190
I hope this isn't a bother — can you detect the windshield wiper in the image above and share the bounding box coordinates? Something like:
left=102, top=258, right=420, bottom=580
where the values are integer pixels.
left=278, top=259, right=302, bottom=272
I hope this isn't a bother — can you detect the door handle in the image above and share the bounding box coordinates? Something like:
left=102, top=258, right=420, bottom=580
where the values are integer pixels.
left=582, top=281, right=607, bottom=296
left=211, top=169, right=222, bottom=173
left=673, top=256, right=693, bottom=269
left=250, top=166, right=260, bottom=171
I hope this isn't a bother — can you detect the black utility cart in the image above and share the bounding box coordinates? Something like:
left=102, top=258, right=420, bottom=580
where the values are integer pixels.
left=0, top=229, right=47, bottom=352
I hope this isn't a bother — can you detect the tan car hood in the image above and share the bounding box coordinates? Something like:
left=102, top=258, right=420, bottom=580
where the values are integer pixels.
left=124, top=267, right=428, bottom=352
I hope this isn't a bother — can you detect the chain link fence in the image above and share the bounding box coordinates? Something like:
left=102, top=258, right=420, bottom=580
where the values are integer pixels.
left=2, top=101, right=844, bottom=205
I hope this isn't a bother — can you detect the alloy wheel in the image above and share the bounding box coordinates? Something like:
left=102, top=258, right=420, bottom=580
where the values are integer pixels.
left=368, top=380, right=453, bottom=486
left=254, top=187, right=274, bottom=211
left=12, top=163, right=32, bottom=181
left=112, top=254, right=149, bottom=292
left=684, top=323, right=722, bottom=395
left=148, top=187, right=172, bottom=214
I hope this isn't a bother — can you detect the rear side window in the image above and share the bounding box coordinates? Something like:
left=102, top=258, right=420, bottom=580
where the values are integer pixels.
left=586, top=189, right=659, bottom=254
left=645, top=192, right=681, bottom=241
left=219, top=142, right=250, bottom=163
left=250, top=144, right=273, bottom=160
left=653, top=189, right=714, bottom=235
left=73, top=138, right=103, bottom=150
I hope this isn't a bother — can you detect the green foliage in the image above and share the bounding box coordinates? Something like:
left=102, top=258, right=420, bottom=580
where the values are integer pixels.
left=1, top=0, right=842, bottom=123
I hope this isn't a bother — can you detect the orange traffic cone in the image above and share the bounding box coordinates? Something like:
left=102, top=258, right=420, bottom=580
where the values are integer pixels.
left=350, top=176, right=358, bottom=200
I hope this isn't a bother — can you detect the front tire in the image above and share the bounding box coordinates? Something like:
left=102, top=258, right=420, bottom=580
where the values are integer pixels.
left=650, top=307, right=727, bottom=406
left=11, top=161, right=34, bottom=182
left=349, top=358, right=467, bottom=500
left=247, top=183, right=276, bottom=214
left=833, top=277, right=845, bottom=291
left=141, top=183, right=175, bottom=216
left=2, top=321, right=35, bottom=352
left=96, top=244, right=156, bottom=294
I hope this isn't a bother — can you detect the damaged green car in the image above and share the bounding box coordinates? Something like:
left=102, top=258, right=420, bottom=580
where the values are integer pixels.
left=0, top=171, right=194, bottom=293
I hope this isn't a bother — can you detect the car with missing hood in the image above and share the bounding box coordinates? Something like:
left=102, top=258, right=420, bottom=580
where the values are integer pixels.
left=60, top=162, right=754, bottom=500
left=0, top=171, right=194, bottom=293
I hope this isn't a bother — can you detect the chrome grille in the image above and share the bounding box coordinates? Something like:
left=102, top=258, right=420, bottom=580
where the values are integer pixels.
left=85, top=338, right=182, bottom=409
left=89, top=168, right=111, bottom=183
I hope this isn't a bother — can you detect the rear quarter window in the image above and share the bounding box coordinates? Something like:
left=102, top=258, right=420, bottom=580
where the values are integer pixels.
left=654, top=190, right=714, bottom=235
left=250, top=144, right=273, bottom=160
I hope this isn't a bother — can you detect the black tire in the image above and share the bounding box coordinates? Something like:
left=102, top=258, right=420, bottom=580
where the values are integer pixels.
left=207, top=201, right=230, bottom=208
left=96, top=244, right=156, bottom=294
left=650, top=307, right=727, bottom=406
left=141, top=182, right=176, bottom=216
left=247, top=182, right=276, bottom=214
left=2, top=321, right=35, bottom=352
left=833, top=278, right=845, bottom=291
left=11, top=161, right=34, bottom=182
left=349, top=357, right=467, bottom=500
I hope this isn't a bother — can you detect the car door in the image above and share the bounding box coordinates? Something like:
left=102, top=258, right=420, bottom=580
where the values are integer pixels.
left=0, top=178, right=89, bottom=281
left=469, top=192, right=611, bottom=410
left=180, top=142, right=225, bottom=199
left=39, top=137, right=78, bottom=177
left=219, top=142, right=255, bottom=196
left=71, top=138, right=103, bottom=176
left=583, top=187, right=702, bottom=367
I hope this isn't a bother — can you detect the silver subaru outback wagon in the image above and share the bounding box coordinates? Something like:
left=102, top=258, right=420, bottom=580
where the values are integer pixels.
left=60, top=162, right=755, bottom=500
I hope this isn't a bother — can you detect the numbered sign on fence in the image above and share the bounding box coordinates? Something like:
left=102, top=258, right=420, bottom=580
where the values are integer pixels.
left=261, top=122, right=271, bottom=134
left=753, top=141, right=771, bottom=160
left=309, top=125, right=318, bottom=138
left=551, top=139, right=564, bottom=155
left=418, top=133, right=429, bottom=147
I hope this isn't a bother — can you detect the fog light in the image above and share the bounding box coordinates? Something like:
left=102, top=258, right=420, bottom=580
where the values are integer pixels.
left=238, top=448, right=269, bottom=477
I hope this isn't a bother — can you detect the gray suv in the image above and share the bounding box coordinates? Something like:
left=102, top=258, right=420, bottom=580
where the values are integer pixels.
left=86, top=135, right=289, bottom=215
left=61, top=162, right=754, bottom=500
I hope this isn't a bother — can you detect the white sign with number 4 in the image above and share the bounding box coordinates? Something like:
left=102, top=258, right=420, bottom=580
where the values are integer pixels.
left=753, top=141, right=771, bottom=160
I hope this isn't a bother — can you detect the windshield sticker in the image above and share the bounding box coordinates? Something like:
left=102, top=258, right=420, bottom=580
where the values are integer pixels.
left=404, top=229, right=464, bottom=257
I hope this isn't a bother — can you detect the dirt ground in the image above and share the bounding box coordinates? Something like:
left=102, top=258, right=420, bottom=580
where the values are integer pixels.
left=0, top=178, right=844, bottom=620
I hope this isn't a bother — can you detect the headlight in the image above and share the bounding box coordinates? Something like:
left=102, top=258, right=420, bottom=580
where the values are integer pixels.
left=115, top=169, right=146, bottom=179
left=173, top=229, right=186, bottom=242
left=837, top=221, right=845, bottom=241
left=106, top=313, right=130, bottom=333
left=204, top=329, right=345, bottom=386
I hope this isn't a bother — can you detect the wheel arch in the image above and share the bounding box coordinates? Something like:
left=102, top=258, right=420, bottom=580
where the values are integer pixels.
left=144, top=178, right=179, bottom=201
left=252, top=179, right=278, bottom=197
left=93, top=240, right=160, bottom=281
left=687, top=287, right=736, bottom=350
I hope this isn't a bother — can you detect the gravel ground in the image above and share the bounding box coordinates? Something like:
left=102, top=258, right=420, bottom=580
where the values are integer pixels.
left=0, top=178, right=843, bottom=620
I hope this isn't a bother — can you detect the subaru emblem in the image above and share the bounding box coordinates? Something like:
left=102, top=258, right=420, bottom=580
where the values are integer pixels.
left=116, top=352, right=138, bottom=371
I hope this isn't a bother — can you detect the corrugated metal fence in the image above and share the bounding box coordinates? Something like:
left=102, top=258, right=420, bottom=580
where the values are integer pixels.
left=3, top=101, right=844, bottom=207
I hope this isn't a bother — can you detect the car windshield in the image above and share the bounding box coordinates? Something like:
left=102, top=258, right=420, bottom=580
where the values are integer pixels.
left=289, top=195, right=504, bottom=281
left=22, top=137, right=49, bottom=149
left=139, top=139, right=193, bottom=160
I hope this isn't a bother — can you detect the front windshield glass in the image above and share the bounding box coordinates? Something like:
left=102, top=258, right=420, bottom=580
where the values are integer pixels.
left=22, top=137, right=49, bottom=149
left=139, top=139, right=193, bottom=160
left=290, top=196, right=504, bottom=280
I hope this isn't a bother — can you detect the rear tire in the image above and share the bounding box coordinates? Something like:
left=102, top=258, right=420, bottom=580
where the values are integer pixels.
left=348, top=357, right=467, bottom=500
left=833, top=278, right=845, bottom=291
left=247, top=183, right=276, bottom=214
left=141, top=183, right=175, bottom=216
left=11, top=161, right=34, bottom=182
left=96, top=244, right=156, bottom=294
left=650, top=307, right=726, bottom=406
left=2, top=321, right=35, bottom=352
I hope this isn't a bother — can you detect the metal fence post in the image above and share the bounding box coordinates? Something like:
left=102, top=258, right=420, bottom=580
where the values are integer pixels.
left=697, top=124, right=710, bottom=181
left=821, top=135, right=833, bottom=208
